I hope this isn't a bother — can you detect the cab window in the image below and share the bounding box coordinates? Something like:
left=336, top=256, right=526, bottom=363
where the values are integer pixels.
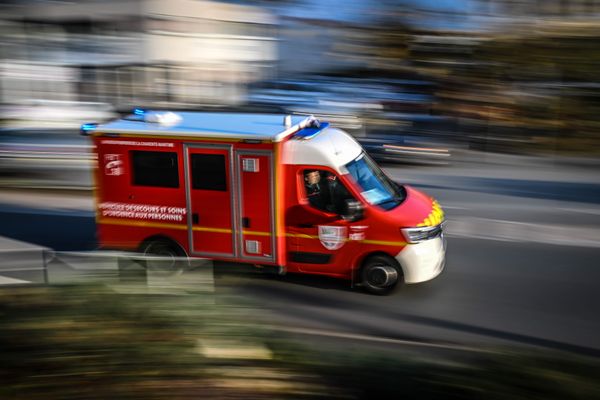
left=303, top=169, right=354, bottom=215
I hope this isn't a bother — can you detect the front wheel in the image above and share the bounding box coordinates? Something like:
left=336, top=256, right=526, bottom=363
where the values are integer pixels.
left=360, top=255, right=403, bottom=295
left=140, top=239, right=187, bottom=276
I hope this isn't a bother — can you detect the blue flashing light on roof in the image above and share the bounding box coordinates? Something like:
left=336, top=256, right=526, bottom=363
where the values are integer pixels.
left=294, top=122, right=329, bottom=140
left=133, top=108, right=146, bottom=116
left=80, top=122, right=98, bottom=136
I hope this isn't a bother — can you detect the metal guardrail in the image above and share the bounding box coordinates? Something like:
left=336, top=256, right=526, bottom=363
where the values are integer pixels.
left=0, top=247, right=215, bottom=294
left=0, top=236, right=49, bottom=286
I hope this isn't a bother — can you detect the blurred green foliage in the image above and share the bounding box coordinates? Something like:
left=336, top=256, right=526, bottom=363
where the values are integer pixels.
left=1, top=284, right=600, bottom=399
left=423, top=26, right=600, bottom=154
left=361, top=16, right=600, bottom=155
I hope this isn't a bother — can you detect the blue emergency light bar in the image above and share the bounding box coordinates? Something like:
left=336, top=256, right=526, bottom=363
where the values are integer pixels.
left=80, top=122, right=98, bottom=136
left=122, top=107, right=149, bottom=122
left=294, top=122, right=329, bottom=140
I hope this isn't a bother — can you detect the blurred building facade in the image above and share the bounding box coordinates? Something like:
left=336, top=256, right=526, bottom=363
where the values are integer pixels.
left=1, top=0, right=599, bottom=153
left=0, top=0, right=277, bottom=115
left=477, top=0, right=600, bottom=16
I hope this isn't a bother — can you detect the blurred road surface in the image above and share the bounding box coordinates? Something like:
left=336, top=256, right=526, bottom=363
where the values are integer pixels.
left=1, top=150, right=600, bottom=356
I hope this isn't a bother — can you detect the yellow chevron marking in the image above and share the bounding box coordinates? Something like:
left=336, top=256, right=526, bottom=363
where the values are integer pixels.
left=417, top=200, right=445, bottom=227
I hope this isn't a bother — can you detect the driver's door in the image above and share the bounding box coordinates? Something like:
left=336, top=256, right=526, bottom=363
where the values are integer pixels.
left=287, top=168, right=363, bottom=274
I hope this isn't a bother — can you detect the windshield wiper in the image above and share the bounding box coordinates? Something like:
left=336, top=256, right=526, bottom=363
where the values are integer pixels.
left=376, top=196, right=402, bottom=206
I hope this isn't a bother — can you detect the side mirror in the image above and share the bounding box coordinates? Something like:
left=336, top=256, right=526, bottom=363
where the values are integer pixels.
left=342, top=199, right=364, bottom=222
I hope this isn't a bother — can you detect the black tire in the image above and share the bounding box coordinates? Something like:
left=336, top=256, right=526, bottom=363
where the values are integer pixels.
left=140, top=239, right=187, bottom=276
left=360, top=255, right=403, bottom=295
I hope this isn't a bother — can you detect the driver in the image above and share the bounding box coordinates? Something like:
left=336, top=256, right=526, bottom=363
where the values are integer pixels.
left=305, top=170, right=326, bottom=210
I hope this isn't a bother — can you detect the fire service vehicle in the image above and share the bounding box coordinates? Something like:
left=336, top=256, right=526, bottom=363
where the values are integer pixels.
left=83, top=110, right=446, bottom=294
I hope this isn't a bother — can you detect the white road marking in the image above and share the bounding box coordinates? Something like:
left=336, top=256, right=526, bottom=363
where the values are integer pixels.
left=268, top=325, right=496, bottom=354
left=0, top=275, right=31, bottom=285
left=559, top=207, right=600, bottom=216
left=445, top=218, right=600, bottom=248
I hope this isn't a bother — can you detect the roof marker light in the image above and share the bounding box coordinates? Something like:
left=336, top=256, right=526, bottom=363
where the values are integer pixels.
left=80, top=122, right=98, bottom=136
left=144, top=111, right=182, bottom=126
left=284, top=115, right=292, bottom=128
left=299, top=115, right=320, bottom=129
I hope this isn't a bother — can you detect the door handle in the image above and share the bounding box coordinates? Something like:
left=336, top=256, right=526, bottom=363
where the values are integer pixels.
left=192, top=213, right=199, bottom=224
left=242, top=217, right=250, bottom=228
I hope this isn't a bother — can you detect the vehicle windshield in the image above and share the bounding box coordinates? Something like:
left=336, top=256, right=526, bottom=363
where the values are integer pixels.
left=345, top=152, right=406, bottom=210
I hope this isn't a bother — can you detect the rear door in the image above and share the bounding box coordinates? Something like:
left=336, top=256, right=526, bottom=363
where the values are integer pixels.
left=185, top=144, right=236, bottom=257
left=235, top=150, right=275, bottom=262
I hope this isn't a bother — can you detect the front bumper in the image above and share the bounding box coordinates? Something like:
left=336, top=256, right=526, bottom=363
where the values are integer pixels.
left=395, top=236, right=446, bottom=284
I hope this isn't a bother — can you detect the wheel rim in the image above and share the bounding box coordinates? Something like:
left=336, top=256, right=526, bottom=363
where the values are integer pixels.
left=367, top=264, right=398, bottom=288
left=145, top=244, right=178, bottom=271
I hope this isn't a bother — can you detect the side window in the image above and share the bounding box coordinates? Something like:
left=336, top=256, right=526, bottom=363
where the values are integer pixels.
left=191, top=153, right=227, bottom=191
left=303, top=169, right=354, bottom=215
left=131, top=151, right=179, bottom=188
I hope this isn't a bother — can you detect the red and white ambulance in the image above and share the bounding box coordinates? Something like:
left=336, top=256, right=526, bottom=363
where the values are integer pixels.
left=84, top=110, right=445, bottom=294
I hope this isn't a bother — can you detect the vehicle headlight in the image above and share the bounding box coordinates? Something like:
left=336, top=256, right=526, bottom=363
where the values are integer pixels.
left=401, top=223, right=444, bottom=243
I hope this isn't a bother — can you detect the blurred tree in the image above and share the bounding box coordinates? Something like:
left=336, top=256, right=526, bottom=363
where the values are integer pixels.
left=418, top=22, right=600, bottom=154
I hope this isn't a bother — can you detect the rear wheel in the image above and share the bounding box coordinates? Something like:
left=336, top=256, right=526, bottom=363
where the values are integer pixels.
left=140, top=239, right=187, bottom=275
left=360, top=255, right=403, bottom=295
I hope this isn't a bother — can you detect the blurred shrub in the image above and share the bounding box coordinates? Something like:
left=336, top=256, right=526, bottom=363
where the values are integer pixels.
left=414, top=24, right=600, bottom=154
left=1, top=284, right=599, bottom=399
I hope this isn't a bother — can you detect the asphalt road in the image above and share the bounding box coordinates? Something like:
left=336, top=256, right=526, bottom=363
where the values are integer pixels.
left=1, top=150, right=600, bottom=356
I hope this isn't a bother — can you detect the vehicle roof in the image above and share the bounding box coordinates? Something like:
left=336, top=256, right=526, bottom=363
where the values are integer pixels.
left=283, top=127, right=362, bottom=174
left=96, top=111, right=311, bottom=142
